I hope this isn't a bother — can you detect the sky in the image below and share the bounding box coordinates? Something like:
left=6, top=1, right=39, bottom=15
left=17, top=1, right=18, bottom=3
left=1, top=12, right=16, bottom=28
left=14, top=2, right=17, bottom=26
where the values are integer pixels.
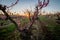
left=0, top=0, right=60, bottom=13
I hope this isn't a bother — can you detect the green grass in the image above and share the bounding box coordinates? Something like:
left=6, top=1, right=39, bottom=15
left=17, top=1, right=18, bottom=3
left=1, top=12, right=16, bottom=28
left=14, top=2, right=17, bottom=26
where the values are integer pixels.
left=0, top=23, right=16, bottom=37
left=20, top=18, right=29, bottom=25
left=0, top=15, right=60, bottom=40
left=39, top=15, right=57, bottom=31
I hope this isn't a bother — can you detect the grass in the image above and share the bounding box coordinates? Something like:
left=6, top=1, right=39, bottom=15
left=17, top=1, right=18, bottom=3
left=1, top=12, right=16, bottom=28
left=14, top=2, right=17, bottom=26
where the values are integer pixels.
left=0, top=15, right=60, bottom=40
left=0, top=23, right=16, bottom=36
